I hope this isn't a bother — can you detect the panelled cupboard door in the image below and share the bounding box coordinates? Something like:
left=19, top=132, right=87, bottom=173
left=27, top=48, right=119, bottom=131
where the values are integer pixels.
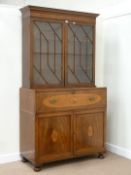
left=37, top=114, right=73, bottom=162
left=74, top=112, right=104, bottom=155
left=66, top=23, right=94, bottom=86
left=33, top=20, right=64, bottom=87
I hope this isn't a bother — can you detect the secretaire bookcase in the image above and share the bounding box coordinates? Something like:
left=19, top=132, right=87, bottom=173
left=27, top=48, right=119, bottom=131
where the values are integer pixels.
left=20, top=6, right=107, bottom=171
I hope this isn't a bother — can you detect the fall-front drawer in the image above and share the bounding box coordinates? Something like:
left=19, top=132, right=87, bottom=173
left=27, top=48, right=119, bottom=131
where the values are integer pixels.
left=36, top=88, right=106, bottom=113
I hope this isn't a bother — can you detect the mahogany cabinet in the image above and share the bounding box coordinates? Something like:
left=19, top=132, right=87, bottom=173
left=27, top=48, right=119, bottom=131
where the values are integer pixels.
left=20, top=6, right=107, bottom=171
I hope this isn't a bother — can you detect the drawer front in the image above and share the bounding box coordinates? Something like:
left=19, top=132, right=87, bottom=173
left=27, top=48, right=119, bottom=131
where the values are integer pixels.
left=36, top=88, right=106, bottom=113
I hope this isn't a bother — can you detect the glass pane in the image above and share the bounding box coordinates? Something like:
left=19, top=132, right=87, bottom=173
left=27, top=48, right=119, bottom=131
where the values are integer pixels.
left=67, top=24, right=93, bottom=85
left=33, top=21, right=62, bottom=86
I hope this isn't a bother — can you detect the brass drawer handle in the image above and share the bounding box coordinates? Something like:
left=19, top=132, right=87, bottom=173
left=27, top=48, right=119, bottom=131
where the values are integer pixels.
left=65, top=20, right=69, bottom=24
left=89, top=97, right=96, bottom=102
left=71, top=97, right=77, bottom=104
left=49, top=98, right=57, bottom=104
left=73, top=98, right=77, bottom=103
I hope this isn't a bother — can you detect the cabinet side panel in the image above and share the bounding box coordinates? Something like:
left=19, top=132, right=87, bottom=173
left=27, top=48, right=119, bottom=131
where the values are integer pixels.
left=20, top=88, right=35, bottom=113
left=22, top=16, right=31, bottom=88
left=20, top=111, right=35, bottom=163
left=20, top=88, right=35, bottom=163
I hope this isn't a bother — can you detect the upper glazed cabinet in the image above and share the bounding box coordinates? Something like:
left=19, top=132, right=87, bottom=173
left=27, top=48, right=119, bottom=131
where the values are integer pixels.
left=21, top=6, right=98, bottom=88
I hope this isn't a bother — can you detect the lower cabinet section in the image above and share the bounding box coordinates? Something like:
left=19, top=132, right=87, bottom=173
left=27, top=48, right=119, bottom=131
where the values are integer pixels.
left=20, top=87, right=106, bottom=171
left=36, top=110, right=105, bottom=164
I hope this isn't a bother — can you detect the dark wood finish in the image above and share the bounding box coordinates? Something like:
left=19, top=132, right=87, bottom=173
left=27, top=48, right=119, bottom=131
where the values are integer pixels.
left=36, top=88, right=106, bottom=113
left=21, top=16, right=31, bottom=88
left=20, top=6, right=107, bottom=171
left=21, top=6, right=98, bottom=88
left=21, top=156, right=28, bottom=163
left=74, top=111, right=104, bottom=155
left=37, top=114, right=72, bottom=163
left=20, top=88, right=106, bottom=169
left=34, top=166, right=41, bottom=172
left=98, top=153, right=105, bottom=159
left=21, top=6, right=98, bottom=24
left=20, top=89, right=35, bottom=164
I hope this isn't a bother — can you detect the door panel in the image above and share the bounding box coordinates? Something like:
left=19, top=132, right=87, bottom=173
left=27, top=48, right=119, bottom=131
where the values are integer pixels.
left=38, top=114, right=72, bottom=162
left=67, top=23, right=94, bottom=85
left=33, top=21, right=63, bottom=87
left=74, top=112, right=104, bottom=155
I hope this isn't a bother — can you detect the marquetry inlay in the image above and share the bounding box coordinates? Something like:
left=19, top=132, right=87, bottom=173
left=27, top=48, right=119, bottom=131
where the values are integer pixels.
left=88, top=126, right=93, bottom=137
left=51, top=130, right=58, bottom=142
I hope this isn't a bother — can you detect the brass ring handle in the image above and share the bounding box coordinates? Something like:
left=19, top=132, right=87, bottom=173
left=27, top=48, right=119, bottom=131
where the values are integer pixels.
left=72, top=97, right=77, bottom=103
left=89, top=97, right=96, bottom=102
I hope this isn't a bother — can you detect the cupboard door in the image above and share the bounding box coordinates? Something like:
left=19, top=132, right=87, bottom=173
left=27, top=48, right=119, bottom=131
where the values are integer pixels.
left=74, top=112, right=104, bottom=155
left=67, top=23, right=94, bottom=86
left=38, top=114, right=73, bottom=162
left=33, top=21, right=64, bottom=87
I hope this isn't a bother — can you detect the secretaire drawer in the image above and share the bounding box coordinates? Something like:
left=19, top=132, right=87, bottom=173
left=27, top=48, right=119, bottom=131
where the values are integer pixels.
left=36, top=88, right=107, bottom=113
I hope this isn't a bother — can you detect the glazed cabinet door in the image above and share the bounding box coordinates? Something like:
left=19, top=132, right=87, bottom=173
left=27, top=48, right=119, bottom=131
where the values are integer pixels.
left=32, top=20, right=64, bottom=87
left=37, top=113, right=73, bottom=163
left=74, top=111, right=104, bottom=155
left=66, top=23, right=94, bottom=86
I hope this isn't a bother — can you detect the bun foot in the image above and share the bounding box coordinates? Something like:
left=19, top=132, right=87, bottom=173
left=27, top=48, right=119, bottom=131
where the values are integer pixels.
left=21, top=157, right=28, bottom=163
left=34, top=166, right=41, bottom=172
left=98, top=153, right=104, bottom=159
